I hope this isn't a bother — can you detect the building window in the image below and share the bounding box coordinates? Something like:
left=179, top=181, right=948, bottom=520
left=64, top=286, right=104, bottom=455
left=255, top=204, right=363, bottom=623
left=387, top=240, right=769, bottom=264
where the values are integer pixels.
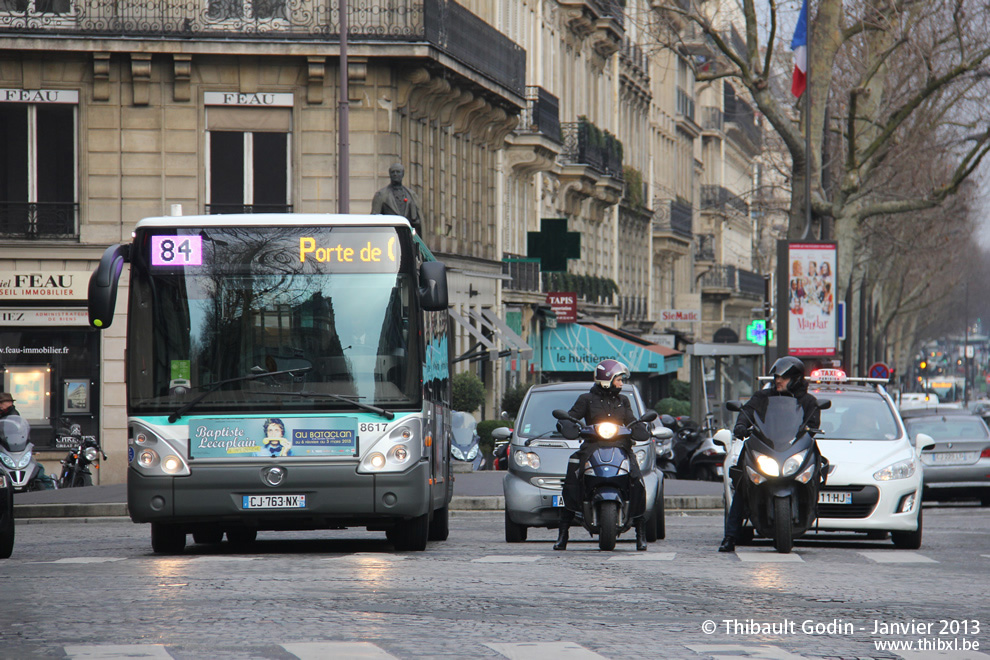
left=0, top=0, right=71, bottom=13
left=0, top=102, right=77, bottom=239
left=207, top=131, right=291, bottom=214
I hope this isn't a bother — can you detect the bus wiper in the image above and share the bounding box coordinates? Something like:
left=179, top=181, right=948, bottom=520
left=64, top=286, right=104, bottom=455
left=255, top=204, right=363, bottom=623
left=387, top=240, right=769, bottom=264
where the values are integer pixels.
left=269, top=390, right=395, bottom=421
left=167, top=366, right=312, bottom=423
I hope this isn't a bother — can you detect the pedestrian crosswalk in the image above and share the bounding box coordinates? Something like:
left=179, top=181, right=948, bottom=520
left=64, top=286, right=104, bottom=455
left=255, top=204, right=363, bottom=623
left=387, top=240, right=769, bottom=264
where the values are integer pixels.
left=57, top=641, right=990, bottom=660
left=26, top=549, right=954, bottom=565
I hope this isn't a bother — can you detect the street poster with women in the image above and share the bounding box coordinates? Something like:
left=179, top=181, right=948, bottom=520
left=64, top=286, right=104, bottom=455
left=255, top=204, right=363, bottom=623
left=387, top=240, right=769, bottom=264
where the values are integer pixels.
left=786, top=243, right=837, bottom=356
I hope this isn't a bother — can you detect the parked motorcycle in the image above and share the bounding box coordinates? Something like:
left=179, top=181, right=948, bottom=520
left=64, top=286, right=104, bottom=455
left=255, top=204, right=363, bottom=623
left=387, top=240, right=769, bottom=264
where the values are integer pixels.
left=0, top=415, right=54, bottom=492
left=492, top=440, right=509, bottom=471
left=552, top=408, right=658, bottom=551
left=662, top=414, right=725, bottom=481
left=719, top=397, right=830, bottom=553
left=450, top=411, right=485, bottom=470
left=57, top=423, right=106, bottom=488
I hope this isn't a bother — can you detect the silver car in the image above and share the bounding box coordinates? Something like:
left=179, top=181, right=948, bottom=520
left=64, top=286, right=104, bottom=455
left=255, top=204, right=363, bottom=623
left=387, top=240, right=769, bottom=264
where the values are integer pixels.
left=901, top=407, right=990, bottom=506
left=495, top=382, right=669, bottom=543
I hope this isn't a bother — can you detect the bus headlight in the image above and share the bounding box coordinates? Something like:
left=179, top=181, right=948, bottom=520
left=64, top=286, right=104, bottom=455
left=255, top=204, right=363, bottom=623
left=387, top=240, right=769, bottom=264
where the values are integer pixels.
left=129, top=423, right=191, bottom=476
left=162, top=455, right=183, bottom=474
left=138, top=449, right=158, bottom=468
left=358, top=420, right=422, bottom=473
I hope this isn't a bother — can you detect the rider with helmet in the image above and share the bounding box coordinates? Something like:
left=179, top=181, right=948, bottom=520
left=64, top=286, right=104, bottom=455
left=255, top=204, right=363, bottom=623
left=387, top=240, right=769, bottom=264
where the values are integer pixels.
left=555, top=359, right=650, bottom=551
left=718, top=356, right=821, bottom=552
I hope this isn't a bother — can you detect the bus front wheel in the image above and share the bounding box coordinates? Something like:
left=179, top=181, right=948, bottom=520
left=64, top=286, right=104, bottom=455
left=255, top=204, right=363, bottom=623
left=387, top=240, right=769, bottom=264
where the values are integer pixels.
left=428, top=505, right=449, bottom=541
left=151, top=523, right=186, bottom=555
left=389, top=513, right=429, bottom=551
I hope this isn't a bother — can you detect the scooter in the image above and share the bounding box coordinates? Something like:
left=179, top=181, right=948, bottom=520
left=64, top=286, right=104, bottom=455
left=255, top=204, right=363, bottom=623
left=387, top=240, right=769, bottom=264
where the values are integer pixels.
left=0, top=416, right=54, bottom=492
left=719, top=397, right=830, bottom=553
left=552, top=408, right=658, bottom=551
left=450, top=411, right=484, bottom=470
left=57, top=423, right=106, bottom=488
left=664, top=415, right=725, bottom=481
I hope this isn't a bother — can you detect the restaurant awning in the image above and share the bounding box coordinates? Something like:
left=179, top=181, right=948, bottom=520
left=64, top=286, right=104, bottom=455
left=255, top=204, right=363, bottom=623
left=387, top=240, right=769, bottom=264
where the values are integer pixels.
left=542, top=321, right=683, bottom=375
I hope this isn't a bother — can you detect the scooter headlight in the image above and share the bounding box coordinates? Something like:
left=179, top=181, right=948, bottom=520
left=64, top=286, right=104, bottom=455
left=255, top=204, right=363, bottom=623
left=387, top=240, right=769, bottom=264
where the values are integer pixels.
left=83, top=446, right=100, bottom=462
left=796, top=462, right=816, bottom=484
left=450, top=445, right=465, bottom=460
left=466, top=445, right=479, bottom=460
left=755, top=453, right=780, bottom=477
left=0, top=453, right=14, bottom=469
left=15, top=449, right=32, bottom=469
left=781, top=450, right=808, bottom=477
left=746, top=465, right=767, bottom=485
left=596, top=423, right=619, bottom=440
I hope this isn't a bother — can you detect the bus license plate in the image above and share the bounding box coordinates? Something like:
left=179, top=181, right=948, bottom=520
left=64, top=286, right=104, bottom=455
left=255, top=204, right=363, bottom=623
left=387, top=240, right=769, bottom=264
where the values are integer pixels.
left=242, top=495, right=306, bottom=509
left=818, top=491, right=852, bottom=505
left=552, top=495, right=564, bottom=507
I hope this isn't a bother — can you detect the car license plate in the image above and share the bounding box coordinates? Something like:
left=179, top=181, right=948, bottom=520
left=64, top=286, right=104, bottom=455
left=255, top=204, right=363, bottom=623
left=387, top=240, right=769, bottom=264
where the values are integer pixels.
left=927, top=451, right=977, bottom=465
left=242, top=495, right=306, bottom=509
left=552, top=495, right=564, bottom=507
left=818, top=491, right=852, bottom=505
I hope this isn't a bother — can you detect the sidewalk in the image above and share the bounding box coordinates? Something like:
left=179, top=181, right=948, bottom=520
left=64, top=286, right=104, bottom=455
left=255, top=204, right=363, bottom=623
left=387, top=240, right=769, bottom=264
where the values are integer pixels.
left=13, top=473, right=723, bottom=519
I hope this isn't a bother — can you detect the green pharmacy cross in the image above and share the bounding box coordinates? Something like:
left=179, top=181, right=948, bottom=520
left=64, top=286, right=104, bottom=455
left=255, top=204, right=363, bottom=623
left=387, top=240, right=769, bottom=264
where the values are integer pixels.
left=527, top=218, right=581, bottom=273
left=746, top=319, right=774, bottom=346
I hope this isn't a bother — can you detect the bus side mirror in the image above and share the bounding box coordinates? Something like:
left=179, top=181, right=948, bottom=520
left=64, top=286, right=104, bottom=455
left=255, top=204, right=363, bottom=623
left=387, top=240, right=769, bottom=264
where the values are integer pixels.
left=88, top=243, right=130, bottom=329
left=419, top=261, right=448, bottom=311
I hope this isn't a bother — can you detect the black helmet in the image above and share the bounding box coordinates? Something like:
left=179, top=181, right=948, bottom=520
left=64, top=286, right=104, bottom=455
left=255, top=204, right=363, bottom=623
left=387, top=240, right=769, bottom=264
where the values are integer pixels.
left=769, top=356, right=804, bottom=380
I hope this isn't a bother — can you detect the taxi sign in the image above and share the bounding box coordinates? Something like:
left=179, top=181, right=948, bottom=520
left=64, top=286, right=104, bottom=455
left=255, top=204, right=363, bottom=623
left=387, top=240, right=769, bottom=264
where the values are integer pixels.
left=809, top=368, right=847, bottom=382
left=868, top=362, right=891, bottom=380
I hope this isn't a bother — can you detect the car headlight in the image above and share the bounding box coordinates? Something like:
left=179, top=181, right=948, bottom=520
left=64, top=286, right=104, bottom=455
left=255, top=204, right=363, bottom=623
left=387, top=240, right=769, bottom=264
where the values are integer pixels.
left=513, top=451, right=541, bottom=469
left=781, top=450, right=808, bottom=477
left=755, top=453, right=780, bottom=477
left=83, top=446, right=99, bottom=462
left=0, top=453, right=14, bottom=469
left=635, top=449, right=647, bottom=468
left=874, top=458, right=916, bottom=481
left=451, top=445, right=465, bottom=460
left=596, top=422, right=619, bottom=440
left=466, top=445, right=479, bottom=460
left=15, top=449, right=32, bottom=469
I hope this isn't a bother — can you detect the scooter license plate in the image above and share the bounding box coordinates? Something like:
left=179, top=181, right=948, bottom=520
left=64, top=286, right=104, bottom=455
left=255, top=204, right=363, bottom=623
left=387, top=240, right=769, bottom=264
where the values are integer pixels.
left=242, top=494, right=306, bottom=509
left=818, top=491, right=852, bottom=505
left=552, top=495, right=565, bottom=507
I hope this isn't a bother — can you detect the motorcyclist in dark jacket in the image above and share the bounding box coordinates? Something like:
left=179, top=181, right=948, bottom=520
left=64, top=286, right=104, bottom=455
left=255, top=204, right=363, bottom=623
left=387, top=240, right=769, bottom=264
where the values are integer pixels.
left=718, top=356, right=821, bottom=552
left=554, top=360, right=650, bottom=551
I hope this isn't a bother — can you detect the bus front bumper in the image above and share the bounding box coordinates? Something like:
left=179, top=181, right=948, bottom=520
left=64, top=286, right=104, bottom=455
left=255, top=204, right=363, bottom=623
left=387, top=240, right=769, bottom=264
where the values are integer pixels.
left=127, top=461, right=433, bottom=529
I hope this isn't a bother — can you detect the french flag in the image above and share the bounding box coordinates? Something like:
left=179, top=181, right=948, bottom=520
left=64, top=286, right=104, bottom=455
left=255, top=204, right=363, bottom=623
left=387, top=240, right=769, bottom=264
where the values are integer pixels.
left=791, top=0, right=808, bottom=97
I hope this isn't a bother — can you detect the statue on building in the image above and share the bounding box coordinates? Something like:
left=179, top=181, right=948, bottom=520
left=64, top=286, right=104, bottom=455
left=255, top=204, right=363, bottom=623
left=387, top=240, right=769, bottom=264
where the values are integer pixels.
left=371, top=163, right=423, bottom=235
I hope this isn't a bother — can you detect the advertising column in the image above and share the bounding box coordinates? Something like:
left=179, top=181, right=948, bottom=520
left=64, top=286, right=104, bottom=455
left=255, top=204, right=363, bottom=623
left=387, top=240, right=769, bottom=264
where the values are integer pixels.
left=776, top=241, right=838, bottom=358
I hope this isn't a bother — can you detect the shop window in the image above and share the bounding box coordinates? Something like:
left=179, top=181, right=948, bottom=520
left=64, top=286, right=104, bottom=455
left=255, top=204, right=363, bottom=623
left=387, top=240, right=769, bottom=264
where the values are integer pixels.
left=0, top=103, right=77, bottom=239
left=207, top=130, right=291, bottom=214
left=0, top=0, right=71, bottom=13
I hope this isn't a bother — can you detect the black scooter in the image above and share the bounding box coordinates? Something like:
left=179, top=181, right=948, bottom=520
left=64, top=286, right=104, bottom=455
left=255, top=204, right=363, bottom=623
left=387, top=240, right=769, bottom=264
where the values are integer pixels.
left=553, top=409, right=657, bottom=551
left=721, top=397, right=830, bottom=553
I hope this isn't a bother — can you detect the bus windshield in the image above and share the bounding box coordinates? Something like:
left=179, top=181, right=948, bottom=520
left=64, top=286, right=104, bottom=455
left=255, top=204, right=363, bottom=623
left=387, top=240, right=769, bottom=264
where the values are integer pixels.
left=127, top=225, right=420, bottom=415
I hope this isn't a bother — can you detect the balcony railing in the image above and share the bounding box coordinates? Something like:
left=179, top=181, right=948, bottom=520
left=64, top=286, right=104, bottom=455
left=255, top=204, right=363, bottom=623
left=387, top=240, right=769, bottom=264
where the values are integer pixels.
left=205, top=203, right=293, bottom=214
left=652, top=197, right=692, bottom=238
left=621, top=295, right=647, bottom=321
left=700, top=264, right=763, bottom=297
left=0, top=0, right=526, bottom=96
left=700, top=106, right=723, bottom=131
left=724, top=83, right=761, bottom=147
left=502, top=255, right=542, bottom=293
left=560, top=118, right=624, bottom=178
left=700, top=184, right=749, bottom=216
left=620, top=37, right=648, bottom=77
left=676, top=87, right=695, bottom=122
left=0, top=202, right=78, bottom=239
left=516, top=86, right=561, bottom=143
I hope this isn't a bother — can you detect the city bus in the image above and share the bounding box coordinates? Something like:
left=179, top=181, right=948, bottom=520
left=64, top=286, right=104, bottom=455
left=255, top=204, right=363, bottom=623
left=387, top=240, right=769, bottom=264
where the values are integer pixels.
left=88, top=214, right=452, bottom=553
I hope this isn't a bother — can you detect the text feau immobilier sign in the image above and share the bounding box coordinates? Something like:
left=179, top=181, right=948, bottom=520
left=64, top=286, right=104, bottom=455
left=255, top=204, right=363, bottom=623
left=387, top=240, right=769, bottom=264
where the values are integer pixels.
left=0, top=272, right=91, bottom=300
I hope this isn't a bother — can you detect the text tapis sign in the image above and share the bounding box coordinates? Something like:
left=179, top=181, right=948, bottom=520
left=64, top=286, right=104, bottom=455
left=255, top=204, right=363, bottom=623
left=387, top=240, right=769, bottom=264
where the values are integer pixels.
left=546, top=292, right=577, bottom=324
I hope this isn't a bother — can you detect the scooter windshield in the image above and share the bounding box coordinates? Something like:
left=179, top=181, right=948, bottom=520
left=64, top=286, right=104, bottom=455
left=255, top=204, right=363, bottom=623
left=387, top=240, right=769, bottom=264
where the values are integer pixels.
left=753, top=398, right=805, bottom=450
left=0, top=416, right=31, bottom=452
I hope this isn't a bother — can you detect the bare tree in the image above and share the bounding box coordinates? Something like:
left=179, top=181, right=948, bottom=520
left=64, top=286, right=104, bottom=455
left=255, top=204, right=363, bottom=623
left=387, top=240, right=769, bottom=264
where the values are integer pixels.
left=650, top=0, right=990, bottom=369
